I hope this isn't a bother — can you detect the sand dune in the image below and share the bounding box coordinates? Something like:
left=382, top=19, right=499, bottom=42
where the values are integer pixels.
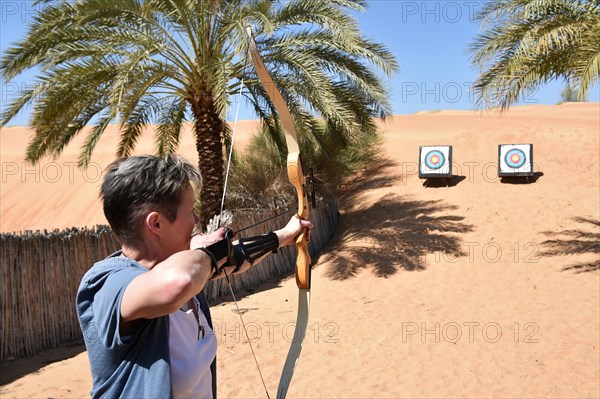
left=0, top=120, right=259, bottom=233
left=1, top=103, right=599, bottom=398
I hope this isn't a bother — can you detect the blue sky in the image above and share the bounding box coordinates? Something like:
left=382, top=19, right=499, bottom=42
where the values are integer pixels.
left=1, top=1, right=598, bottom=127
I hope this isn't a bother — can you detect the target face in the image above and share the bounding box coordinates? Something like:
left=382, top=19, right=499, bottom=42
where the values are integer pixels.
left=498, top=144, right=533, bottom=176
left=425, top=150, right=445, bottom=170
left=419, top=146, right=452, bottom=178
left=505, top=149, right=526, bottom=169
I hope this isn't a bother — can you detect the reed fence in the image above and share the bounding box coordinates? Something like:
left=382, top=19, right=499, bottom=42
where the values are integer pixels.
left=0, top=198, right=339, bottom=360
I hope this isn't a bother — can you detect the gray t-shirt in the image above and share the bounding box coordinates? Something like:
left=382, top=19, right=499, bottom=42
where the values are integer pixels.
left=76, top=251, right=173, bottom=398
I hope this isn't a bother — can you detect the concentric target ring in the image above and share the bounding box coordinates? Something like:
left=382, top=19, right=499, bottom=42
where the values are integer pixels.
left=424, top=150, right=445, bottom=170
left=504, top=148, right=526, bottom=169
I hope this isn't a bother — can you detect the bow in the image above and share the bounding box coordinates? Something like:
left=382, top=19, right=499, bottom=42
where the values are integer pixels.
left=246, top=27, right=311, bottom=399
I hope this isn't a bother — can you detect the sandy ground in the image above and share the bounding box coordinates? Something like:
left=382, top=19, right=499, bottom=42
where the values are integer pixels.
left=1, top=103, right=599, bottom=398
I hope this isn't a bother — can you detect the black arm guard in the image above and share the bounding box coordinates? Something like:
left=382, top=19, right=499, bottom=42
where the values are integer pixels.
left=196, top=229, right=234, bottom=279
left=227, top=231, right=279, bottom=272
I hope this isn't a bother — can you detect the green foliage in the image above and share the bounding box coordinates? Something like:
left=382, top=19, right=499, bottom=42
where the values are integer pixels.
left=1, top=0, right=397, bottom=166
left=1, top=0, right=397, bottom=224
left=226, top=127, right=290, bottom=209
left=559, top=84, right=587, bottom=102
left=469, top=0, right=599, bottom=110
left=226, top=121, right=382, bottom=210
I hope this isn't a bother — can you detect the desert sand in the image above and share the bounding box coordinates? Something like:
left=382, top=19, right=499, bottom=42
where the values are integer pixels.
left=1, top=103, right=599, bottom=398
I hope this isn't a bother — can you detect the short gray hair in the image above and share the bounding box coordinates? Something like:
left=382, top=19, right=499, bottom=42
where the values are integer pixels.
left=100, top=154, right=202, bottom=246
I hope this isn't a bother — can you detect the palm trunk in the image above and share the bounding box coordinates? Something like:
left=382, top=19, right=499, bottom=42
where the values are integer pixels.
left=190, top=95, right=225, bottom=230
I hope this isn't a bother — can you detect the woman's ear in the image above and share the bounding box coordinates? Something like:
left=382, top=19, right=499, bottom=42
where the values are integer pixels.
left=145, top=211, right=161, bottom=235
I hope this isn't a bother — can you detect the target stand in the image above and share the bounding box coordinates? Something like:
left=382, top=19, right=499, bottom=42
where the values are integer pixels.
left=419, top=145, right=452, bottom=187
left=498, top=144, right=534, bottom=183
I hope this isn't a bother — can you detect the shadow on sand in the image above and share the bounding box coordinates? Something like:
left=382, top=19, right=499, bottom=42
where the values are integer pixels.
left=0, top=340, right=86, bottom=386
left=500, top=171, right=544, bottom=184
left=324, top=161, right=473, bottom=280
left=540, top=217, right=600, bottom=273
left=422, top=175, right=466, bottom=188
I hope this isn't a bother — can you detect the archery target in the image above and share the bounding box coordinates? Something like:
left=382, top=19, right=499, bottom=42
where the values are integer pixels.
left=498, top=144, right=533, bottom=176
left=419, top=146, right=452, bottom=178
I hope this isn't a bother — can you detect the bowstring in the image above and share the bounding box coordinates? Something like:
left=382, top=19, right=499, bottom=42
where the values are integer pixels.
left=223, top=269, right=271, bottom=399
left=219, top=33, right=271, bottom=399
left=219, top=68, right=244, bottom=222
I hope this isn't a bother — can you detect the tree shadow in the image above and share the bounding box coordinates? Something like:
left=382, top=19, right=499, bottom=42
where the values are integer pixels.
left=324, top=162, right=473, bottom=280
left=500, top=171, right=544, bottom=184
left=539, top=217, right=600, bottom=273
left=339, top=158, right=403, bottom=193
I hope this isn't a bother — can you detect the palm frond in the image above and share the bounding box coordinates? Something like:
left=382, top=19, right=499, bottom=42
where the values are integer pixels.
left=155, top=98, right=186, bottom=156
left=2, top=0, right=397, bottom=225
left=469, top=0, right=599, bottom=109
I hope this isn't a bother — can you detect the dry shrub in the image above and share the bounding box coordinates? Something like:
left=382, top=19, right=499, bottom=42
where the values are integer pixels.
left=224, top=122, right=383, bottom=210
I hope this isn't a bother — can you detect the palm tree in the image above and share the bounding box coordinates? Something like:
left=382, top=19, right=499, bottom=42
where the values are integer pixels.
left=468, top=0, right=599, bottom=110
left=1, top=0, right=397, bottom=228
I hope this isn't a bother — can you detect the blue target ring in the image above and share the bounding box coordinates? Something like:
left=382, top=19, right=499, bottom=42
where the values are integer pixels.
left=504, top=149, right=526, bottom=169
left=425, top=150, right=445, bottom=170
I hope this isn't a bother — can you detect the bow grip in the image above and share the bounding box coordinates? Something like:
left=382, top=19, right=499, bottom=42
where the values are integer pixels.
left=295, top=230, right=311, bottom=289
left=287, top=152, right=311, bottom=289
